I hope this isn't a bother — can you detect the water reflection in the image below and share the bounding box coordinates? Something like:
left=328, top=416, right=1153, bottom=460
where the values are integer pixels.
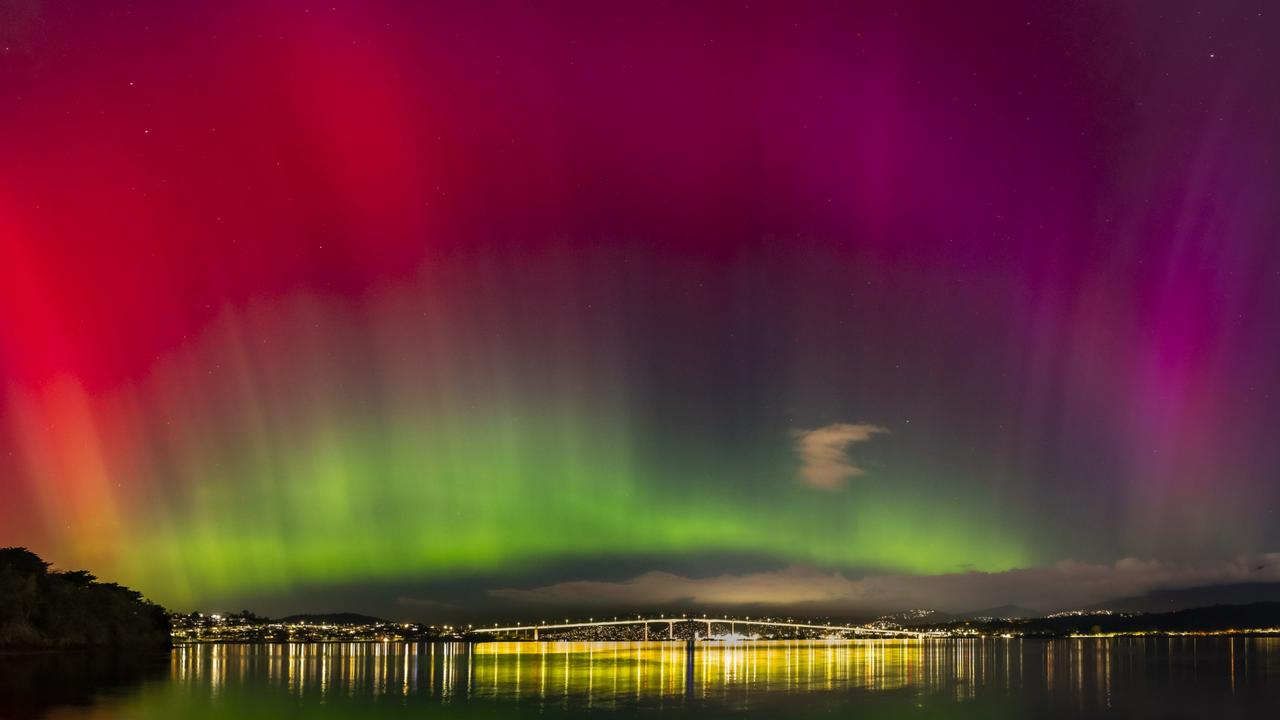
left=164, top=638, right=1280, bottom=710
left=8, top=638, right=1280, bottom=718
left=0, top=650, right=168, bottom=720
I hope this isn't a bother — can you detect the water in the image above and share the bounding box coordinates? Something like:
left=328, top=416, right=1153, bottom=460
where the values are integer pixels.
left=3, top=638, right=1280, bottom=718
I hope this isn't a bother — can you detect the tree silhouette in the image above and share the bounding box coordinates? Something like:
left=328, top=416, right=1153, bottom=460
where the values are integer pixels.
left=0, top=547, right=170, bottom=648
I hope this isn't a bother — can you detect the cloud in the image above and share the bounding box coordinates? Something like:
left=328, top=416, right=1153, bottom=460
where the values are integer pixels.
left=792, top=423, right=888, bottom=490
left=490, top=554, right=1280, bottom=613
left=491, top=568, right=856, bottom=607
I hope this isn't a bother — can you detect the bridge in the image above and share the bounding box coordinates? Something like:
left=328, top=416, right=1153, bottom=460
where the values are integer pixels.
left=468, top=616, right=943, bottom=641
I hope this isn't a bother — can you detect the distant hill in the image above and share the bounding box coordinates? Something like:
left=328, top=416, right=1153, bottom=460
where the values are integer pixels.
left=871, top=609, right=945, bottom=626
left=920, top=601, right=1280, bottom=636
left=955, top=605, right=1039, bottom=621
left=0, top=547, right=170, bottom=648
left=875, top=605, right=1038, bottom=629
left=1089, top=582, right=1280, bottom=613
left=278, top=613, right=388, bottom=625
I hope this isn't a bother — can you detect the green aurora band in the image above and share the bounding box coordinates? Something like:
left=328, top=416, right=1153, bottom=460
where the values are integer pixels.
left=6, top=290, right=1030, bottom=608
left=125, top=406, right=1028, bottom=605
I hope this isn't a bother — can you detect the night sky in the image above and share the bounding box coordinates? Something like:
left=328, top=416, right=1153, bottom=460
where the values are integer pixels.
left=3, top=1, right=1280, bottom=619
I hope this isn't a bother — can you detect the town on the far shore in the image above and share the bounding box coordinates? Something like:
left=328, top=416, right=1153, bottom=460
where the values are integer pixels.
left=171, top=604, right=1280, bottom=643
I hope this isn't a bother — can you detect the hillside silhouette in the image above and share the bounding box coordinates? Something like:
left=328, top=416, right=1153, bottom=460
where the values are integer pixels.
left=0, top=547, right=170, bottom=648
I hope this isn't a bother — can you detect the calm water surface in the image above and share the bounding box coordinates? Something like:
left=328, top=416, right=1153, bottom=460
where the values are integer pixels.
left=4, top=638, right=1280, bottom=718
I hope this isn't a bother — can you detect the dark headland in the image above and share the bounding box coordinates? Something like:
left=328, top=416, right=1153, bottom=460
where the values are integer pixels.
left=0, top=548, right=170, bottom=649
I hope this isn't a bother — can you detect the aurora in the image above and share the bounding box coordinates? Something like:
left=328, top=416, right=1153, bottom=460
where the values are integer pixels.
left=3, top=0, right=1280, bottom=619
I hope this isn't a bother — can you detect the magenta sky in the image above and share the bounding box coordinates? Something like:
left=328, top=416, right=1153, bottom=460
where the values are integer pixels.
left=2, top=1, right=1279, bottom=616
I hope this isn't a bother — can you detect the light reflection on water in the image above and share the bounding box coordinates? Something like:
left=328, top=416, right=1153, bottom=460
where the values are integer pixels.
left=18, top=638, right=1280, bottom=718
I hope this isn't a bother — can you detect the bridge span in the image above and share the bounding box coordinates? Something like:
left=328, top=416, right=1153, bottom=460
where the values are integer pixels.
left=468, top=616, right=943, bottom=641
